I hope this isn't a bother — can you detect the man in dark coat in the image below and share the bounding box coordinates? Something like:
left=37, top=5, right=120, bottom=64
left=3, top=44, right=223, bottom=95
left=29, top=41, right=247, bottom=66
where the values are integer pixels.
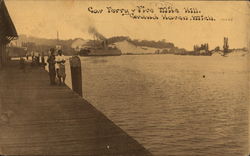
left=47, top=48, right=56, bottom=85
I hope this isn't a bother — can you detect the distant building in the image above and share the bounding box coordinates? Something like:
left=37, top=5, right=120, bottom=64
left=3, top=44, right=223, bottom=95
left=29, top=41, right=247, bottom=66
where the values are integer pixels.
left=71, top=38, right=89, bottom=52
left=21, top=42, right=36, bottom=50
left=193, top=43, right=210, bottom=55
left=0, top=0, right=18, bottom=68
left=7, top=46, right=26, bottom=58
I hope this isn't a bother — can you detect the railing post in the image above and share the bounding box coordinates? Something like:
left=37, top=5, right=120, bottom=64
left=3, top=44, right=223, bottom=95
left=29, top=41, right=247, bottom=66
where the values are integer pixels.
left=69, top=56, right=82, bottom=97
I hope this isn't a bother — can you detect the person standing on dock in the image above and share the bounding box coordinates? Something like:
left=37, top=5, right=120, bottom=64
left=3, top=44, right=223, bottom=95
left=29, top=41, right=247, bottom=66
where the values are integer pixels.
left=31, top=51, right=35, bottom=66
left=19, top=57, right=26, bottom=72
left=37, top=53, right=41, bottom=65
left=41, top=52, right=46, bottom=69
left=34, top=52, right=40, bottom=66
left=56, top=50, right=66, bottom=85
left=26, top=52, right=29, bottom=61
left=47, top=48, right=56, bottom=85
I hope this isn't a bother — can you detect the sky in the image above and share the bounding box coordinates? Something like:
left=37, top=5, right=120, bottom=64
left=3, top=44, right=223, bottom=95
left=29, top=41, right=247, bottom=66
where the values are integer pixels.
left=5, top=0, right=249, bottom=50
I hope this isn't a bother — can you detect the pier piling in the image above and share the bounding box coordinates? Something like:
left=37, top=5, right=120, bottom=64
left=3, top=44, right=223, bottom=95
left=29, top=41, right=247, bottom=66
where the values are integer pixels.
left=69, top=55, right=83, bottom=96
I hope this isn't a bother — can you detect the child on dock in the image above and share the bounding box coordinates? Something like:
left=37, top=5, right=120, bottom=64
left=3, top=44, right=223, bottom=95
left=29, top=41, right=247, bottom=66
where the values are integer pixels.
left=56, top=50, right=66, bottom=85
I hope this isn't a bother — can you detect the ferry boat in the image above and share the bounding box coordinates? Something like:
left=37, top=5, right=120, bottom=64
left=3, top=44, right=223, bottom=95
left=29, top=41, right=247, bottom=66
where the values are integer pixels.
left=78, top=40, right=122, bottom=56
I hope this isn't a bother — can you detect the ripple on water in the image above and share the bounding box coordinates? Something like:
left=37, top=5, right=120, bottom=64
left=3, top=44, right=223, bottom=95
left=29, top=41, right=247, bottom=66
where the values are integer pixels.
left=63, top=55, right=248, bottom=156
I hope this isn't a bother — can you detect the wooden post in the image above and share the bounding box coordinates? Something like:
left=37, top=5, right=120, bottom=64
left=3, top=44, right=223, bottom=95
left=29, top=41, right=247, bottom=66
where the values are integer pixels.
left=69, top=56, right=82, bottom=97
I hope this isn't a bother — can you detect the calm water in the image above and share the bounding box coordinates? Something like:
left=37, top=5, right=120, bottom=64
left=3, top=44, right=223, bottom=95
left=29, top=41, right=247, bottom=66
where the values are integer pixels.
left=64, top=55, right=249, bottom=156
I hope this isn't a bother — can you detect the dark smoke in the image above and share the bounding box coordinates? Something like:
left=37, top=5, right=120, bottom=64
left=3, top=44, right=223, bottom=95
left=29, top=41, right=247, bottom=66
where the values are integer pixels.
left=88, top=26, right=106, bottom=40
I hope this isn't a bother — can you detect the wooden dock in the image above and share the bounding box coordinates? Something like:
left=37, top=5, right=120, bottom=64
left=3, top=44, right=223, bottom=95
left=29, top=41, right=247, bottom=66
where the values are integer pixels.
left=0, top=61, right=152, bottom=155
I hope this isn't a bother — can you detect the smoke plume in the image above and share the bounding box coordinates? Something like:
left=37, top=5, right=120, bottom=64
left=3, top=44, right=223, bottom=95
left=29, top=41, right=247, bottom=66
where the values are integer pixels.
left=88, top=26, right=106, bottom=40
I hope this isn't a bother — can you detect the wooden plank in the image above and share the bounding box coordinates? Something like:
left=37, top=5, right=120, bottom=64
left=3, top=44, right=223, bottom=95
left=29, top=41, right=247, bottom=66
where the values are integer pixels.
left=0, top=61, right=152, bottom=156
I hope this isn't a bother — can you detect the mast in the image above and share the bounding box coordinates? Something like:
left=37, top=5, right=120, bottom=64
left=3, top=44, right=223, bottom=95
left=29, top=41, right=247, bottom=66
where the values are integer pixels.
left=57, top=31, right=59, bottom=42
left=56, top=31, right=61, bottom=50
left=93, top=34, right=94, bottom=46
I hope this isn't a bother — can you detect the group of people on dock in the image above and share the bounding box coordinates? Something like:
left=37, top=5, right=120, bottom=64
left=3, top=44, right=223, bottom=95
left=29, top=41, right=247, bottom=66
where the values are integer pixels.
left=20, top=48, right=66, bottom=86
left=20, top=51, right=45, bottom=72
left=25, top=51, right=45, bottom=66
left=47, top=48, right=66, bottom=86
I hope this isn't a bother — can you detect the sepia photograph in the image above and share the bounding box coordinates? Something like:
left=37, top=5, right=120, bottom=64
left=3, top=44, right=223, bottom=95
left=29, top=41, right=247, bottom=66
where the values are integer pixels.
left=0, top=0, right=249, bottom=156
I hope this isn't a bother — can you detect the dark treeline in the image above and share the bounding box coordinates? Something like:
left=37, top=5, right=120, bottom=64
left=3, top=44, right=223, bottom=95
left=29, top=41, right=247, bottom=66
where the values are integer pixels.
left=130, top=39, right=175, bottom=49
left=106, top=36, right=130, bottom=45
left=107, top=36, right=176, bottom=49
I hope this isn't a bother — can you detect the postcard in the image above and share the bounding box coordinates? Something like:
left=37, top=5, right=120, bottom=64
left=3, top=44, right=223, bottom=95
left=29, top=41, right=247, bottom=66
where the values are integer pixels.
left=0, top=0, right=249, bottom=156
